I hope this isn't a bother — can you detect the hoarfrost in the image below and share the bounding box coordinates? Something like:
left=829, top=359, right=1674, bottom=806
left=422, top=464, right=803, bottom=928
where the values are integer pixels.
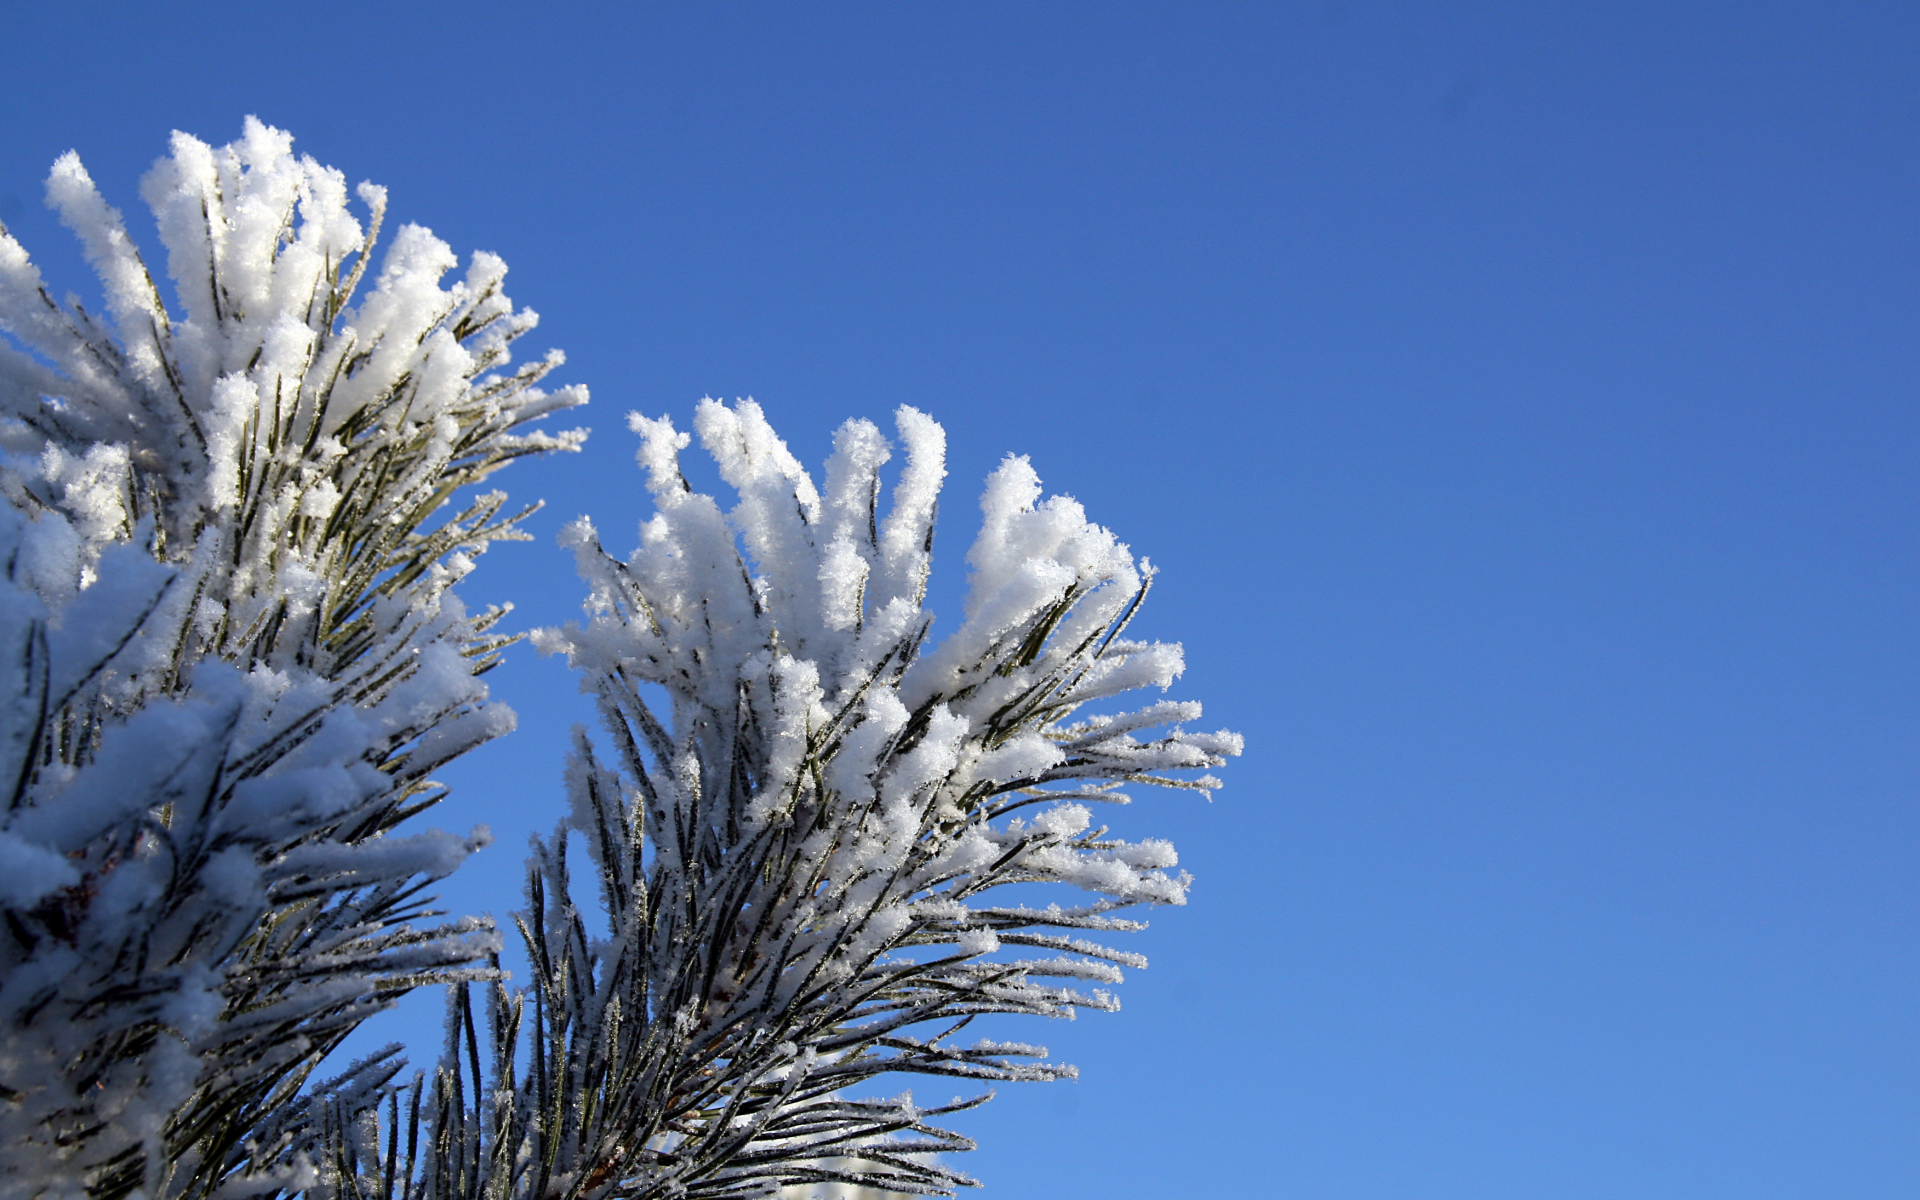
left=469, top=400, right=1239, bottom=1199
left=0, top=119, right=1236, bottom=1200
left=0, top=120, right=582, bottom=1200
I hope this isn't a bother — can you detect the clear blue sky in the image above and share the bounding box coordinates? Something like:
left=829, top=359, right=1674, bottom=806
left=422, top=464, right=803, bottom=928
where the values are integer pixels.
left=5, top=4, right=1914, bottom=1197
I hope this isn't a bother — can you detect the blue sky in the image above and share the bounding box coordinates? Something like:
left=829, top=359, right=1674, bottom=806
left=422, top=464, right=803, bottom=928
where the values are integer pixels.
left=4, top=4, right=1914, bottom=1197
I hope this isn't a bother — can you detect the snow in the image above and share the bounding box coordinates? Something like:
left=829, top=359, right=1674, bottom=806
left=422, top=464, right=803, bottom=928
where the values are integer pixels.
left=0, top=830, right=81, bottom=908
left=516, top=398, right=1238, bottom=1197
left=0, top=120, right=585, bottom=1197
left=0, top=118, right=1236, bottom=1199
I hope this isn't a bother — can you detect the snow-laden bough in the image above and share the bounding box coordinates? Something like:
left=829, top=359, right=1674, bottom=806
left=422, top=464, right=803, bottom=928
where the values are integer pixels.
left=387, top=400, right=1240, bottom=1200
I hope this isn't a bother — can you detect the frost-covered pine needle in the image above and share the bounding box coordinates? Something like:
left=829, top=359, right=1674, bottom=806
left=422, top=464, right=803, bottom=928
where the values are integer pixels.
left=0, top=120, right=584, bottom=1200
left=0, top=120, right=1238, bottom=1200
left=365, top=400, right=1239, bottom=1200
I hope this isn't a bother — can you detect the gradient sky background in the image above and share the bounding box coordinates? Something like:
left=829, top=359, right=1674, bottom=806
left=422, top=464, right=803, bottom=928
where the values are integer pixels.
left=4, top=4, right=1915, bottom=1197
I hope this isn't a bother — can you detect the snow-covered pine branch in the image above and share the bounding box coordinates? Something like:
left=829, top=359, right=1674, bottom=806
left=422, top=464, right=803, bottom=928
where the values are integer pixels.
left=358, top=400, right=1239, bottom=1200
left=0, top=120, right=584, bottom=1200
